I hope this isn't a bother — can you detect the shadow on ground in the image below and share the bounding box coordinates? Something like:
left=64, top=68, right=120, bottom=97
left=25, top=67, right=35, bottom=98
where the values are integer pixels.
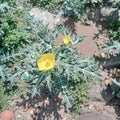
left=63, top=17, right=78, bottom=34
left=95, top=54, right=120, bottom=120
left=15, top=87, right=66, bottom=120
left=101, top=85, right=120, bottom=120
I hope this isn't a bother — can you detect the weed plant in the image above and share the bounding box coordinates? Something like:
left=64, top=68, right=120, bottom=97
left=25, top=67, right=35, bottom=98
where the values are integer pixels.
left=0, top=0, right=17, bottom=6
left=29, top=0, right=60, bottom=12
left=109, top=20, right=120, bottom=40
left=0, top=8, right=32, bottom=52
left=0, top=12, right=101, bottom=110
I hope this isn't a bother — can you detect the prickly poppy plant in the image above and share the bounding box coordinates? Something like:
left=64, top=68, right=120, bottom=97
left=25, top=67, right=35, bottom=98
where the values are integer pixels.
left=0, top=16, right=101, bottom=108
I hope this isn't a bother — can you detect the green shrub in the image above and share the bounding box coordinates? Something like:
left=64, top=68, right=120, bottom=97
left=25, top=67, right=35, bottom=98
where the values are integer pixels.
left=0, top=0, right=17, bottom=4
left=0, top=2, right=11, bottom=14
left=0, top=8, right=32, bottom=52
left=71, top=80, right=90, bottom=117
left=101, top=19, right=120, bottom=55
left=109, top=20, right=120, bottom=40
left=60, top=0, right=85, bottom=19
left=29, top=0, right=60, bottom=12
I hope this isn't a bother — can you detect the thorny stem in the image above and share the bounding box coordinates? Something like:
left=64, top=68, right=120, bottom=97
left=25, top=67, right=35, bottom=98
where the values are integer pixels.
left=58, top=75, right=70, bottom=104
left=111, top=78, right=120, bottom=87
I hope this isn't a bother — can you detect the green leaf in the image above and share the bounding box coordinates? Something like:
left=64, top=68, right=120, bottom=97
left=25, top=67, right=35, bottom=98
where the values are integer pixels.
left=111, top=83, right=120, bottom=92
left=116, top=91, right=120, bottom=98
left=32, top=86, right=40, bottom=98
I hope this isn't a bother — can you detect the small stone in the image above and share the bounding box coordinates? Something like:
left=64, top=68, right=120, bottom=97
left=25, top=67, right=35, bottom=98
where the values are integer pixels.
left=100, top=52, right=106, bottom=58
left=30, top=110, right=34, bottom=115
left=16, top=114, right=21, bottom=118
left=34, top=104, right=38, bottom=108
left=44, top=97, right=49, bottom=104
left=104, top=78, right=111, bottom=85
left=88, top=104, right=94, bottom=110
left=0, top=110, right=14, bottom=120
left=93, top=51, right=99, bottom=57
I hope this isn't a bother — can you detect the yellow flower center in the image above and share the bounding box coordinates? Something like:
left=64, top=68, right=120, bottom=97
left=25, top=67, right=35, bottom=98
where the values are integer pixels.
left=45, top=61, right=50, bottom=67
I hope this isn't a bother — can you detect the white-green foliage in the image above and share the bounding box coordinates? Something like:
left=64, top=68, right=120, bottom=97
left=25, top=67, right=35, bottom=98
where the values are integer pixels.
left=109, top=0, right=120, bottom=3
left=101, top=20, right=120, bottom=55
left=0, top=8, right=32, bottom=52
left=85, top=0, right=103, bottom=3
left=29, top=0, right=60, bottom=12
left=0, top=0, right=17, bottom=4
left=0, top=15, right=101, bottom=108
left=101, top=41, right=120, bottom=55
left=84, top=0, right=120, bottom=11
left=0, top=2, right=11, bottom=13
left=85, top=0, right=120, bottom=4
left=58, top=0, right=85, bottom=19
left=0, top=2, right=11, bottom=47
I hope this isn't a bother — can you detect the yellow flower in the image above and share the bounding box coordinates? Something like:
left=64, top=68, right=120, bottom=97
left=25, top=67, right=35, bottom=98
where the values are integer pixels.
left=37, top=53, right=56, bottom=71
left=63, top=34, right=72, bottom=46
